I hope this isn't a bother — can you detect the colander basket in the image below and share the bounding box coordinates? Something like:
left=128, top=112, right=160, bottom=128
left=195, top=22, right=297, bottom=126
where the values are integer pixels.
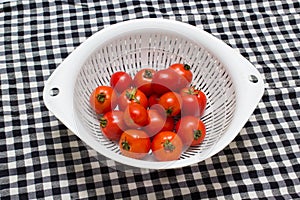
left=43, top=19, right=264, bottom=169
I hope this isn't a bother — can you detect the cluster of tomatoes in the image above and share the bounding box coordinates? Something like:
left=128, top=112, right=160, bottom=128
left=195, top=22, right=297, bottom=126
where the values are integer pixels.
left=89, top=63, right=207, bottom=161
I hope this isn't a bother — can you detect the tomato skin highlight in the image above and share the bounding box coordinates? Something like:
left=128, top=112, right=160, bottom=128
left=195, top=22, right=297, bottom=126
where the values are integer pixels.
left=100, top=111, right=127, bottom=141
left=133, top=68, right=156, bottom=97
left=151, top=131, right=183, bottom=161
left=123, top=103, right=149, bottom=129
left=110, top=71, right=132, bottom=94
left=169, top=63, right=193, bottom=85
left=118, top=88, right=148, bottom=111
left=119, top=129, right=151, bottom=159
left=89, top=86, right=117, bottom=115
left=158, top=92, right=182, bottom=117
left=175, top=116, right=206, bottom=146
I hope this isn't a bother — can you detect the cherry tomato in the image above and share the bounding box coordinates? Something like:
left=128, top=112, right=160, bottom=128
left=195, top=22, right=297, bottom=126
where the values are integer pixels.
left=162, top=117, right=175, bottom=132
left=195, top=89, right=207, bottom=116
left=133, top=68, right=156, bottom=97
left=143, top=109, right=167, bottom=137
left=180, top=87, right=207, bottom=117
left=110, top=71, right=132, bottom=94
left=181, top=95, right=201, bottom=117
left=118, top=87, right=148, bottom=110
left=99, top=111, right=127, bottom=141
left=119, top=129, right=151, bottom=159
left=123, top=103, right=149, bottom=129
left=151, top=131, right=183, bottom=161
left=143, top=104, right=174, bottom=136
left=175, top=116, right=206, bottom=146
left=148, top=93, right=160, bottom=107
left=169, top=63, right=193, bottom=85
left=158, top=92, right=182, bottom=117
left=89, top=86, right=117, bottom=115
left=151, top=69, right=188, bottom=95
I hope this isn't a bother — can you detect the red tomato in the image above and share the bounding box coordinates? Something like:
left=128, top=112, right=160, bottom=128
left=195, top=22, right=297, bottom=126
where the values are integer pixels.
left=118, top=88, right=148, bottom=110
left=148, top=93, right=160, bottom=107
left=89, top=86, right=117, bottom=115
left=151, top=69, right=188, bottom=95
left=181, top=95, right=201, bottom=117
left=180, top=87, right=207, bottom=117
left=110, top=71, right=132, bottom=93
left=175, top=116, right=206, bottom=146
left=158, top=92, right=182, bottom=117
left=133, top=68, right=156, bottom=97
left=144, top=104, right=174, bottom=134
left=195, top=89, right=207, bottom=116
left=151, top=131, right=183, bottom=161
left=99, top=111, right=127, bottom=141
left=119, top=129, right=151, bottom=159
left=123, top=103, right=149, bottom=129
left=169, top=63, right=193, bottom=85
left=162, top=117, right=175, bottom=132
left=143, top=109, right=167, bottom=137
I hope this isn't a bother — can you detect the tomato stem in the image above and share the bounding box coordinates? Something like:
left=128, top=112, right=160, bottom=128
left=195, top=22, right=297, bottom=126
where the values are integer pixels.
left=143, top=70, right=153, bottom=79
left=163, top=140, right=175, bottom=152
left=193, top=130, right=202, bottom=140
left=125, top=88, right=140, bottom=103
left=184, top=64, right=191, bottom=71
left=99, top=118, right=107, bottom=128
left=97, top=93, right=106, bottom=103
left=187, top=87, right=195, bottom=95
left=186, top=86, right=199, bottom=95
left=166, top=107, right=173, bottom=116
left=121, top=139, right=130, bottom=151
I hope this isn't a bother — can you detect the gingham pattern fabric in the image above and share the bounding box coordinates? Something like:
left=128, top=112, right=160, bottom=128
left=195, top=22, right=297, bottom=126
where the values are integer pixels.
left=1, top=0, right=299, bottom=199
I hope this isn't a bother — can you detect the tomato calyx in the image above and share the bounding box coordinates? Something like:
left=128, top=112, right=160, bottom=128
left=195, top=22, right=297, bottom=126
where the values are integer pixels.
left=166, top=107, right=174, bottom=116
left=97, top=93, right=106, bottom=103
left=121, top=138, right=130, bottom=151
left=143, top=69, right=153, bottom=79
left=183, top=64, right=191, bottom=71
left=163, top=139, right=175, bottom=152
left=193, top=129, right=202, bottom=140
left=184, top=86, right=198, bottom=95
left=99, top=118, right=107, bottom=128
left=125, top=88, right=140, bottom=103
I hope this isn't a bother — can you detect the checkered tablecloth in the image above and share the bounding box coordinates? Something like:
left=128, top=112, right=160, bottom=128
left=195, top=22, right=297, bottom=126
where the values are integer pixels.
left=1, top=0, right=299, bottom=199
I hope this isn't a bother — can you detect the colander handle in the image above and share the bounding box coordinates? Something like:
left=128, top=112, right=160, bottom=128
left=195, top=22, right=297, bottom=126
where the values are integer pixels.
left=205, top=49, right=265, bottom=159
left=42, top=31, right=98, bottom=133
left=43, top=56, right=82, bottom=133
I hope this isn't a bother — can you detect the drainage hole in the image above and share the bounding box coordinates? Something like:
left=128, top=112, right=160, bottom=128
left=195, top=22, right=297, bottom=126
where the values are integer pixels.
left=50, top=88, right=59, bottom=96
left=249, top=75, right=258, bottom=83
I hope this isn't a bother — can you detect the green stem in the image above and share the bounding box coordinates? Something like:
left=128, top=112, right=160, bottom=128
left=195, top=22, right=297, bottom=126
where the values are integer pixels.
left=97, top=93, right=106, bottom=103
left=193, top=130, right=202, bottom=140
left=143, top=69, right=153, bottom=79
left=166, top=107, right=173, bottom=116
left=163, top=140, right=175, bottom=152
left=121, top=139, right=130, bottom=151
left=125, top=88, right=140, bottom=103
left=99, top=118, right=107, bottom=128
left=184, top=64, right=191, bottom=71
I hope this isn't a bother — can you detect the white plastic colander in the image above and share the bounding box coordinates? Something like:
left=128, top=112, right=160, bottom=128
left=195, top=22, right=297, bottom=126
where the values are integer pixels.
left=43, top=19, right=264, bottom=170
